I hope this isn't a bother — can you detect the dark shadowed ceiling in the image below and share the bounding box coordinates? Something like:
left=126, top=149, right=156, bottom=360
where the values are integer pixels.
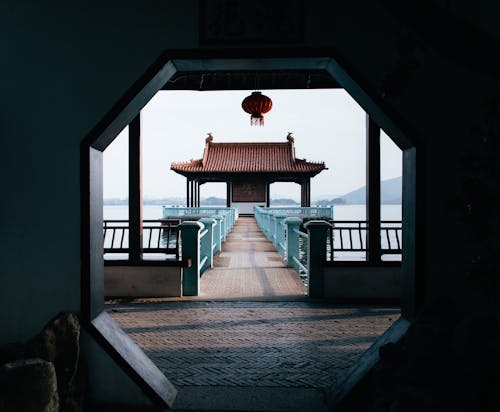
left=162, top=69, right=341, bottom=91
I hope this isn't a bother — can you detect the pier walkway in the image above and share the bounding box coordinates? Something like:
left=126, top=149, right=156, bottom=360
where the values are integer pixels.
left=108, top=217, right=400, bottom=411
left=198, top=216, right=307, bottom=300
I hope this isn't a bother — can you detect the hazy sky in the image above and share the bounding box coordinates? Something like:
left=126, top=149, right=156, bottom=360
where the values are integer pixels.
left=103, top=89, right=401, bottom=200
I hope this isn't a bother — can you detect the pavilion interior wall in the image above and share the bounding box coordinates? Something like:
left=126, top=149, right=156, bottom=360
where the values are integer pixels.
left=229, top=180, right=267, bottom=214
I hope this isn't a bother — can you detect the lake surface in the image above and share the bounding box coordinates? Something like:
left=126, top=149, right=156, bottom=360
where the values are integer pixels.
left=103, top=204, right=402, bottom=262
left=103, top=204, right=402, bottom=221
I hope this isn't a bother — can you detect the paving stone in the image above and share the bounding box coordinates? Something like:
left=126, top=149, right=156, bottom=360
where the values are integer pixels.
left=109, top=301, right=399, bottom=390
left=107, top=217, right=400, bottom=410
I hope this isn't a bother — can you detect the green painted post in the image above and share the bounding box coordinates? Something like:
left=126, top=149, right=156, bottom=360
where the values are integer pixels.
left=212, top=215, right=223, bottom=255
left=304, top=220, right=330, bottom=298
left=263, top=211, right=269, bottom=238
left=180, top=221, right=203, bottom=296
left=199, top=217, right=215, bottom=270
left=285, top=217, right=302, bottom=268
left=220, top=215, right=227, bottom=241
left=274, top=214, right=287, bottom=255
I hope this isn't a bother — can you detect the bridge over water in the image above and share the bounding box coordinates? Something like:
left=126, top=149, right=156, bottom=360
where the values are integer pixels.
left=107, top=210, right=401, bottom=411
left=185, top=216, right=307, bottom=300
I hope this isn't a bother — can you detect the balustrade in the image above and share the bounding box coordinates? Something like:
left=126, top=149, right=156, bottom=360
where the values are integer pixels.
left=103, top=219, right=180, bottom=258
left=254, top=205, right=403, bottom=296
left=326, top=221, right=402, bottom=261
left=178, top=211, right=235, bottom=296
left=162, top=206, right=237, bottom=239
left=103, top=211, right=235, bottom=297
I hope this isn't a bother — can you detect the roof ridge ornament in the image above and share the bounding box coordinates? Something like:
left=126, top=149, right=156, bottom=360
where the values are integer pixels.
left=206, top=132, right=214, bottom=143
left=287, top=132, right=294, bottom=143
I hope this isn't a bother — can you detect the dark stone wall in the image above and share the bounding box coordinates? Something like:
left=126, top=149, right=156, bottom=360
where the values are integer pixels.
left=1, top=0, right=499, bottom=402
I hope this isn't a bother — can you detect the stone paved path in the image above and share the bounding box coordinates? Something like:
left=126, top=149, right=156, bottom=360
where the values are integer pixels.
left=109, top=301, right=399, bottom=410
left=107, top=217, right=400, bottom=410
left=197, top=217, right=307, bottom=300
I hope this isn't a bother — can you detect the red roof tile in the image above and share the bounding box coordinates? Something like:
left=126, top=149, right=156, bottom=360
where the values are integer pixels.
left=171, top=135, right=327, bottom=175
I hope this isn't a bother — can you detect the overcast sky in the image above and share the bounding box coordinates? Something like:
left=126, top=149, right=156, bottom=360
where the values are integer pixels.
left=103, top=89, right=401, bottom=200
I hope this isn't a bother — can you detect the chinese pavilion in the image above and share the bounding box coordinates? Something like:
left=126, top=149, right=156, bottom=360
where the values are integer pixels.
left=171, top=133, right=327, bottom=213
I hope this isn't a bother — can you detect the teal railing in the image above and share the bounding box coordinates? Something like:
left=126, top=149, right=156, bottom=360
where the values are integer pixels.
left=163, top=206, right=238, bottom=240
left=254, top=205, right=333, bottom=219
left=254, top=205, right=333, bottom=254
left=176, top=207, right=238, bottom=296
left=254, top=206, right=332, bottom=296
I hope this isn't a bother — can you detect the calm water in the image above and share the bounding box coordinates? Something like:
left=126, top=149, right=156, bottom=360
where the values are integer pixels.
left=103, top=204, right=402, bottom=221
left=103, top=204, right=402, bottom=264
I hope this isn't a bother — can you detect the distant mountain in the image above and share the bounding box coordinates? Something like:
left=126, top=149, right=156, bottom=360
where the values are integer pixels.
left=105, top=177, right=402, bottom=207
left=201, top=196, right=226, bottom=205
left=341, top=176, right=402, bottom=204
left=104, top=197, right=185, bottom=206
left=314, top=198, right=347, bottom=206
left=105, top=196, right=301, bottom=206
left=270, top=198, right=299, bottom=206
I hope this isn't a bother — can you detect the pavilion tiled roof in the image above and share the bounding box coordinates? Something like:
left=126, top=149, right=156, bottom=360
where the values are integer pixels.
left=171, top=134, right=327, bottom=175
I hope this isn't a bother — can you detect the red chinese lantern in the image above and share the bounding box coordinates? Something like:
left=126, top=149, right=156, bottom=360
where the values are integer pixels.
left=241, top=91, right=273, bottom=126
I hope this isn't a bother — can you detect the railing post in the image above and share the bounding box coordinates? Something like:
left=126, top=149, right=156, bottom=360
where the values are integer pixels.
left=328, top=206, right=334, bottom=219
left=212, top=215, right=223, bottom=255
left=274, top=214, right=287, bottom=257
left=230, top=208, right=236, bottom=228
left=180, top=221, right=204, bottom=296
left=262, top=211, right=268, bottom=237
left=220, top=214, right=227, bottom=241
left=271, top=215, right=277, bottom=245
left=285, top=217, right=302, bottom=267
left=199, top=217, right=215, bottom=271
left=304, top=220, right=330, bottom=298
left=225, top=212, right=232, bottom=236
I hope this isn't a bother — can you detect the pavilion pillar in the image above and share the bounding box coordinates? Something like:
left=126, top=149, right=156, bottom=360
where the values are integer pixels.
left=129, top=113, right=143, bottom=262
left=197, top=181, right=201, bottom=207
left=226, top=181, right=231, bottom=207
left=196, top=180, right=200, bottom=207
left=197, top=180, right=200, bottom=207
left=366, top=114, right=382, bottom=263
left=193, top=180, right=197, bottom=207
left=266, top=182, right=271, bottom=207
left=190, top=180, right=194, bottom=207
left=305, top=178, right=311, bottom=207
left=301, top=179, right=310, bottom=207
left=186, top=179, right=190, bottom=207
left=194, top=180, right=197, bottom=207
left=198, top=181, right=201, bottom=207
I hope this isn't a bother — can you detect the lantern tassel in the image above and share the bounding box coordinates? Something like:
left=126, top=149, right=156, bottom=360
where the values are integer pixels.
left=251, top=115, right=264, bottom=126
left=242, top=91, right=272, bottom=126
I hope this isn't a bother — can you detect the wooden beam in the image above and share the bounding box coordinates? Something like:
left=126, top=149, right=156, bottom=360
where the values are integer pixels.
left=129, top=113, right=143, bottom=263
left=366, top=115, right=381, bottom=263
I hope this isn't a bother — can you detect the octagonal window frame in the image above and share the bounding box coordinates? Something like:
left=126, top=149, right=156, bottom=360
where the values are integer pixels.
left=80, top=50, right=420, bottom=408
